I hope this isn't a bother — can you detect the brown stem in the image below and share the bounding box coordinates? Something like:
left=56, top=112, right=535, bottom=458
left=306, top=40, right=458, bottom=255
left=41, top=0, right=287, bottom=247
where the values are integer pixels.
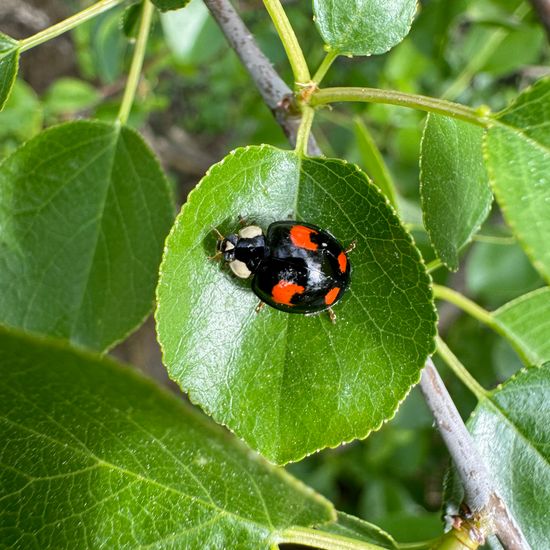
left=420, top=359, right=530, bottom=549
left=203, top=0, right=321, bottom=155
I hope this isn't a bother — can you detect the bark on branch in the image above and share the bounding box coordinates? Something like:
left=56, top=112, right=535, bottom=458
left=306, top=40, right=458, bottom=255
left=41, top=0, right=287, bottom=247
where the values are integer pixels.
left=420, top=358, right=530, bottom=550
left=203, top=0, right=321, bottom=155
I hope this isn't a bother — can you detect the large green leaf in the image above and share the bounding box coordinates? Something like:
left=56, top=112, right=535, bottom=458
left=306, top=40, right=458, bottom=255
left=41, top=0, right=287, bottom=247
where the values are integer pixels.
left=484, top=77, right=550, bottom=283
left=420, top=114, right=492, bottom=270
left=156, top=145, right=436, bottom=464
left=313, top=0, right=417, bottom=56
left=0, top=120, right=174, bottom=351
left=467, top=363, right=550, bottom=547
left=0, top=33, right=20, bottom=111
left=493, top=287, right=550, bottom=366
left=0, top=326, right=334, bottom=548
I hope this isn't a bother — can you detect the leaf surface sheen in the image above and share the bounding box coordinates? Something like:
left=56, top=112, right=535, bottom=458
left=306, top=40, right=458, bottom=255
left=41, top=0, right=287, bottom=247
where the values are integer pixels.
left=0, top=326, right=334, bottom=549
left=468, top=363, right=550, bottom=547
left=493, top=287, right=550, bottom=366
left=0, top=33, right=20, bottom=111
left=313, top=0, right=417, bottom=56
left=420, top=114, right=492, bottom=270
left=484, top=77, right=550, bottom=283
left=0, top=120, right=174, bottom=351
left=156, top=145, right=436, bottom=464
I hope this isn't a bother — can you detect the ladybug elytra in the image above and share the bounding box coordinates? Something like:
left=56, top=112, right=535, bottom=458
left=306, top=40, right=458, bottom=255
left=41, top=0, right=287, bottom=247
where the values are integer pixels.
left=216, top=221, right=352, bottom=322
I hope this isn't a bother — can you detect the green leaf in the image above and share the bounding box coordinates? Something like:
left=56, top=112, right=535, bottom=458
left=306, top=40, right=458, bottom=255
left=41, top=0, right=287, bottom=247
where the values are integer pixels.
left=156, top=145, right=437, bottom=464
left=152, top=0, right=190, bottom=13
left=313, top=0, right=417, bottom=56
left=43, top=78, right=101, bottom=117
left=160, top=0, right=224, bottom=64
left=493, top=287, right=550, bottom=366
left=484, top=77, right=550, bottom=283
left=317, top=512, right=397, bottom=549
left=420, top=114, right=492, bottom=271
left=0, top=80, right=43, bottom=158
left=0, top=33, right=20, bottom=111
left=0, top=326, right=334, bottom=548
left=468, top=363, right=550, bottom=548
left=0, top=120, right=174, bottom=351
left=121, top=1, right=144, bottom=39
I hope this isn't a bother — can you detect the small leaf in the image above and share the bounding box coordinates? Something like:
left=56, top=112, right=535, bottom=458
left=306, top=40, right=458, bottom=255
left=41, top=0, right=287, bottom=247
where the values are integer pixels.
left=420, top=114, right=492, bottom=271
left=0, top=120, right=174, bottom=351
left=0, top=33, right=20, bottom=111
left=317, top=512, right=397, bottom=549
left=484, top=77, right=550, bottom=283
left=0, top=326, right=334, bottom=548
left=121, top=1, right=144, bottom=39
left=43, top=77, right=101, bottom=117
left=493, top=287, right=550, bottom=366
left=156, top=145, right=437, bottom=464
left=152, top=0, right=190, bottom=12
left=467, top=363, right=550, bottom=547
left=313, top=0, right=417, bottom=56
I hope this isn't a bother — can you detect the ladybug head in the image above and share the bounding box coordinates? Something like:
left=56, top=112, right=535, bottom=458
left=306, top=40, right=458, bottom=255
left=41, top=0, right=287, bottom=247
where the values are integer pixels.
left=218, top=225, right=266, bottom=279
left=218, top=233, right=238, bottom=262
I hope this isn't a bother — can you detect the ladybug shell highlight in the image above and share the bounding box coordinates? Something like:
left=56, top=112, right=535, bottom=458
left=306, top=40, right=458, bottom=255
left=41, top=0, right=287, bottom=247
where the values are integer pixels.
left=253, top=221, right=350, bottom=313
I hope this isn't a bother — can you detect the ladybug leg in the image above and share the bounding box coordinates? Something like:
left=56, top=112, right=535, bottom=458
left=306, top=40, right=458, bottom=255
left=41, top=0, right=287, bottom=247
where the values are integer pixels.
left=238, top=215, right=248, bottom=227
left=327, top=307, right=337, bottom=324
left=255, top=301, right=266, bottom=314
left=345, top=240, right=357, bottom=254
left=208, top=251, right=223, bottom=261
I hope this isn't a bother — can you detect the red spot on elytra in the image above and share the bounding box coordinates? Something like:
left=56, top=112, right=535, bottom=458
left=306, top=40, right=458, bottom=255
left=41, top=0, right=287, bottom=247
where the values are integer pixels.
left=272, top=280, right=305, bottom=306
left=325, top=287, right=340, bottom=305
left=290, top=225, right=318, bottom=251
left=337, top=252, right=347, bottom=273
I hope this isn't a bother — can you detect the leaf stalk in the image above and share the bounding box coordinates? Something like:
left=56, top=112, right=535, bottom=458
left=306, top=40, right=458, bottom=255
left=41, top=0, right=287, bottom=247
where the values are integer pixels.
left=295, top=105, right=315, bottom=156
left=310, top=88, right=488, bottom=127
left=312, top=50, right=339, bottom=85
left=432, top=285, right=495, bottom=329
left=276, top=526, right=387, bottom=550
left=262, top=0, right=311, bottom=84
left=117, top=0, right=155, bottom=125
left=19, top=0, right=125, bottom=53
left=436, top=336, right=488, bottom=400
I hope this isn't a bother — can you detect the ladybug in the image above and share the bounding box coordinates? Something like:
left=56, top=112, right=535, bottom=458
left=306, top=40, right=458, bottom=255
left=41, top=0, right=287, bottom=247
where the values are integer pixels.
left=215, top=221, right=353, bottom=322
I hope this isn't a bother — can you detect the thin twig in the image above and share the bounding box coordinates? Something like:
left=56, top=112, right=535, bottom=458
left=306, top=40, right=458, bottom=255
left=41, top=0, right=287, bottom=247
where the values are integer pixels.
left=419, top=358, right=530, bottom=549
left=529, top=0, right=550, bottom=41
left=203, top=0, right=321, bottom=155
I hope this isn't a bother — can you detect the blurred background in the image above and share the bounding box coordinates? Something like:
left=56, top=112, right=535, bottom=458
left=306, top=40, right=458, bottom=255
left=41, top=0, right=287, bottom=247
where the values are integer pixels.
left=1, top=0, right=548, bottom=543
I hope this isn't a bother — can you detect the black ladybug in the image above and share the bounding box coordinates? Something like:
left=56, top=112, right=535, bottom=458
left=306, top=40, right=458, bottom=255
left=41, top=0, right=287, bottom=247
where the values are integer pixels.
left=216, top=221, right=353, bottom=322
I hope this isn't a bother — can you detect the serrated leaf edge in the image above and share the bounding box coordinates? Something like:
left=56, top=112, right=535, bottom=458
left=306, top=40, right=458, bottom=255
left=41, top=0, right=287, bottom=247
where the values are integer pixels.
left=482, top=125, right=550, bottom=284
left=419, top=113, right=493, bottom=272
left=155, top=144, right=437, bottom=465
left=0, top=119, right=175, bottom=352
left=313, top=0, right=419, bottom=57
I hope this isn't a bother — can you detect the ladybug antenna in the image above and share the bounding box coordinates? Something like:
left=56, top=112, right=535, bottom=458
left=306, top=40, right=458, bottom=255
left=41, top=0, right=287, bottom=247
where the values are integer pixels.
left=211, top=226, right=224, bottom=241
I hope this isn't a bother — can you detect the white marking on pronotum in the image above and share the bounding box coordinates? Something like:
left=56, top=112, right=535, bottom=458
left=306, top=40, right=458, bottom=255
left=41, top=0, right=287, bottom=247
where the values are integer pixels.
left=229, top=259, right=252, bottom=278
left=223, top=241, right=235, bottom=251
left=238, top=225, right=263, bottom=239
